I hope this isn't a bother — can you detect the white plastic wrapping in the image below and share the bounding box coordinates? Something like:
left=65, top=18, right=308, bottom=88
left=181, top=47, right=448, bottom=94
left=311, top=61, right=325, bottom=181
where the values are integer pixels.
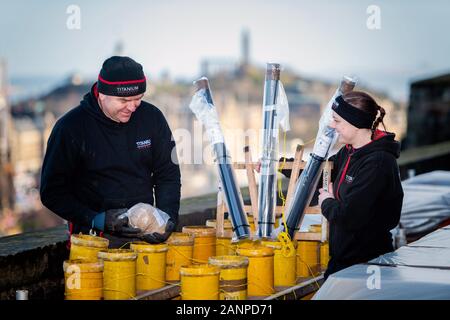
left=188, top=84, right=225, bottom=145
left=400, top=171, right=450, bottom=236
left=370, top=245, right=450, bottom=268
left=312, top=76, right=356, bottom=158
left=313, top=264, right=450, bottom=300
left=408, top=228, right=450, bottom=248
left=314, top=226, right=450, bottom=299
left=259, top=81, right=290, bottom=177
left=119, top=203, right=170, bottom=235
left=274, top=82, right=290, bottom=132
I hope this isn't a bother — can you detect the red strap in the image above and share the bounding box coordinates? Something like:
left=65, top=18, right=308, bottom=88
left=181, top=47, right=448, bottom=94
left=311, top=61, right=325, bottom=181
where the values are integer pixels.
left=66, top=221, right=104, bottom=251
left=98, top=74, right=146, bottom=85
left=66, top=222, right=74, bottom=250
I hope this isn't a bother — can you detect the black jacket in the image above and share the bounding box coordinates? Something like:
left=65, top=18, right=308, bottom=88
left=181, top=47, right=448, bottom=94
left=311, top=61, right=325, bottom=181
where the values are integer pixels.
left=40, top=84, right=181, bottom=247
left=322, top=130, right=403, bottom=278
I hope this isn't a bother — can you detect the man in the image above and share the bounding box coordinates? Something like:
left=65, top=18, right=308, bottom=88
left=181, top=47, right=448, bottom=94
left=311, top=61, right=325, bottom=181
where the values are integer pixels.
left=40, top=56, right=181, bottom=248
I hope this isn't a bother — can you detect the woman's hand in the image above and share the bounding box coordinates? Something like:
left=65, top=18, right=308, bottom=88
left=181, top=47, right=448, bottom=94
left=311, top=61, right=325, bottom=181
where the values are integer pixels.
left=319, top=182, right=335, bottom=207
left=255, top=160, right=261, bottom=173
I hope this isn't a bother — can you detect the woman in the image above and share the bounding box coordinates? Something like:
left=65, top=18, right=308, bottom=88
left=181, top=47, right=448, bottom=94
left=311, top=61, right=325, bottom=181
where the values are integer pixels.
left=257, top=91, right=404, bottom=279
left=318, top=91, right=403, bottom=278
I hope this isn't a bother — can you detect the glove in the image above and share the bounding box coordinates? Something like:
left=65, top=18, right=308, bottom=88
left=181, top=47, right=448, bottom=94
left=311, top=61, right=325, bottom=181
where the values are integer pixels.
left=279, top=157, right=294, bottom=178
left=104, top=208, right=142, bottom=238
left=140, top=219, right=176, bottom=244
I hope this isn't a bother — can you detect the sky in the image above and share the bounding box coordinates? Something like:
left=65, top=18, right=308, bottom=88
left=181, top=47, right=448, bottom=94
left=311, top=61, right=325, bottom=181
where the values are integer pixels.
left=1, top=0, right=450, bottom=101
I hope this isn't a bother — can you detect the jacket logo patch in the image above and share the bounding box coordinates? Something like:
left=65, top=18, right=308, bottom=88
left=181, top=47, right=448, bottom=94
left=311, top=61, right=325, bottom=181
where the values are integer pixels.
left=136, top=139, right=152, bottom=149
left=345, top=174, right=354, bottom=183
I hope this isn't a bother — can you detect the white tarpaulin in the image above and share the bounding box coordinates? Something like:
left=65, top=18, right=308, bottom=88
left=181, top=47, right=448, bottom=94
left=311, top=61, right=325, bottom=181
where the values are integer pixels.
left=313, top=264, right=450, bottom=300
left=369, top=245, right=450, bottom=269
left=408, top=228, right=450, bottom=248
left=400, top=171, right=450, bottom=236
left=313, top=226, right=450, bottom=299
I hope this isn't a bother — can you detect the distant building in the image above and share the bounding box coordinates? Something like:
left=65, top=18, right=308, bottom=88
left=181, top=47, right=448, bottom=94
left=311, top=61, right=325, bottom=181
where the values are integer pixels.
left=241, top=29, right=250, bottom=68
left=7, top=31, right=407, bottom=200
left=0, top=60, right=14, bottom=206
left=403, top=73, right=450, bottom=149
left=10, top=113, right=54, bottom=174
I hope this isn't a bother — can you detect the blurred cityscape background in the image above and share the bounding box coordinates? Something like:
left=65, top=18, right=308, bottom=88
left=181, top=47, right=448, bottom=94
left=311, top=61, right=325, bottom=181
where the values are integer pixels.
left=0, top=0, right=449, bottom=236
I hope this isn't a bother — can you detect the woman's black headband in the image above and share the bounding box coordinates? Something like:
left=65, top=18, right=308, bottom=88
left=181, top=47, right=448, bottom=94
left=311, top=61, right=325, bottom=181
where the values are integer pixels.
left=332, top=95, right=376, bottom=129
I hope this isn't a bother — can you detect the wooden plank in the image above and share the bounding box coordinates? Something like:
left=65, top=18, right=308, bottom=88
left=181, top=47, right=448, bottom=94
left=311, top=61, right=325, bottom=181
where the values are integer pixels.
left=264, top=275, right=324, bottom=300
left=304, top=206, right=321, bottom=214
left=134, top=277, right=325, bottom=301
left=294, top=232, right=322, bottom=241
left=135, top=284, right=180, bottom=300
left=216, top=190, right=225, bottom=237
left=220, top=230, right=233, bottom=238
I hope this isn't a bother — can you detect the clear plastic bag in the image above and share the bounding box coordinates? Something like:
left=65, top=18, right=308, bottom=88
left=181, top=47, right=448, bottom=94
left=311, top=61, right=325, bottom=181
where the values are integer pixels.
left=119, top=203, right=170, bottom=235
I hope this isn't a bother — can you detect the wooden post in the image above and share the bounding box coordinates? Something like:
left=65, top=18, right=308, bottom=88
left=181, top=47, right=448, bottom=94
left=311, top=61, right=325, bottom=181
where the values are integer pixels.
left=216, top=187, right=225, bottom=237
left=284, top=144, right=304, bottom=210
left=244, top=136, right=259, bottom=231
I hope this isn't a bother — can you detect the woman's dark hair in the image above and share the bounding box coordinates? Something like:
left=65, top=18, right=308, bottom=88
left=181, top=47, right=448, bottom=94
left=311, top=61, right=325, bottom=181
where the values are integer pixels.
left=342, top=91, right=387, bottom=139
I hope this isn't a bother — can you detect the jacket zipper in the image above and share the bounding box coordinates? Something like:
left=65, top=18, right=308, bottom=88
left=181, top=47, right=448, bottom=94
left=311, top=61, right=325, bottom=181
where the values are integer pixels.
left=335, top=150, right=353, bottom=201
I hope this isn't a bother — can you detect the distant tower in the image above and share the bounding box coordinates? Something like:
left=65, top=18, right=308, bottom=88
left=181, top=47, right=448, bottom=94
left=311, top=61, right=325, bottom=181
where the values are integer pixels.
left=240, top=29, right=250, bottom=68
left=200, top=59, right=209, bottom=77
left=113, top=40, right=125, bottom=56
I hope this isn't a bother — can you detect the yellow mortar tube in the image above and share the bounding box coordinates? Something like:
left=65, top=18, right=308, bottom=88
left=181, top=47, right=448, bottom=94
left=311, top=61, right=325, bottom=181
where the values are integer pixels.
left=209, top=255, right=249, bottom=300
left=236, top=241, right=274, bottom=297
left=180, top=264, right=220, bottom=300
left=70, top=234, right=109, bottom=262
left=182, top=226, right=216, bottom=264
left=98, top=249, right=137, bottom=300
left=165, top=232, right=194, bottom=282
left=130, top=242, right=168, bottom=291
left=63, top=259, right=103, bottom=300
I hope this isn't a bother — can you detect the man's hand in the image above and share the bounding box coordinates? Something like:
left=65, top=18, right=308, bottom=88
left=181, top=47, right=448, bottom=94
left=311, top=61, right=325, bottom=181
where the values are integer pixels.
left=255, top=161, right=261, bottom=173
left=319, top=182, right=335, bottom=207
left=104, top=208, right=142, bottom=237
left=140, top=219, right=176, bottom=244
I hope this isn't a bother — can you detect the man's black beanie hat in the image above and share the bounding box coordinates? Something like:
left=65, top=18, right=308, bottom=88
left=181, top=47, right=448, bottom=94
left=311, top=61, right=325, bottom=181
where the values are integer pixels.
left=97, top=56, right=146, bottom=97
